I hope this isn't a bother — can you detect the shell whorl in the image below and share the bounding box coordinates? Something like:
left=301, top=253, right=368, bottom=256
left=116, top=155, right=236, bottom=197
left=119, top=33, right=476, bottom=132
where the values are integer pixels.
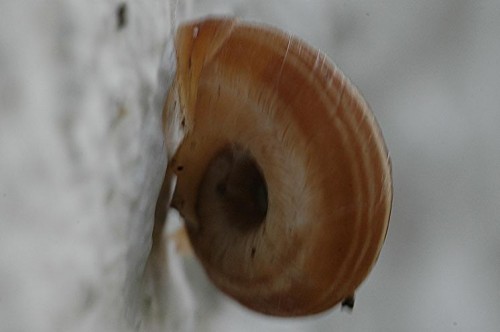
left=168, top=17, right=392, bottom=316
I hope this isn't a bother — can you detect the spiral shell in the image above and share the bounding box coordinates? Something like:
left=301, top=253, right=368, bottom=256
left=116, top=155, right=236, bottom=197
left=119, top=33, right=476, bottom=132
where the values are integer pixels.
left=167, top=17, right=392, bottom=316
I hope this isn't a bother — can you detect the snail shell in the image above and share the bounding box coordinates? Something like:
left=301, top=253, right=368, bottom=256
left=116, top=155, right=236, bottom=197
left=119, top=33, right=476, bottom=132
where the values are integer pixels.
left=168, top=17, right=392, bottom=316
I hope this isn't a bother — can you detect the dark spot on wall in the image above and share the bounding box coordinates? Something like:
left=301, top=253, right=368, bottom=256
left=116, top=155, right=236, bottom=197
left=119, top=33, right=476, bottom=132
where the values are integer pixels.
left=116, top=3, right=127, bottom=30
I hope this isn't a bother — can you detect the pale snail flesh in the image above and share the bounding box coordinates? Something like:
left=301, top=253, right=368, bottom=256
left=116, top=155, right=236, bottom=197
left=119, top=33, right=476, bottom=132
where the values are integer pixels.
left=165, top=17, right=392, bottom=317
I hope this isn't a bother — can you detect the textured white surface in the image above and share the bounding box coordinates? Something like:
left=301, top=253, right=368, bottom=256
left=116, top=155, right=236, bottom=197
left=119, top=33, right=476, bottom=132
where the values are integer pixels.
left=0, top=1, right=176, bottom=331
left=1, top=1, right=500, bottom=332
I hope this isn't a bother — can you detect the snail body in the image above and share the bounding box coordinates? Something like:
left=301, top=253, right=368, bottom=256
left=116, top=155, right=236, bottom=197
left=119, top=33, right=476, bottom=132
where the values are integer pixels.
left=167, top=17, right=392, bottom=316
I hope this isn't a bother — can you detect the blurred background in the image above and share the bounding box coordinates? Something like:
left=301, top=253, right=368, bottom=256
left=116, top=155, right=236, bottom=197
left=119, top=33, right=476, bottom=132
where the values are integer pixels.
left=0, top=1, right=499, bottom=331
left=176, top=1, right=500, bottom=331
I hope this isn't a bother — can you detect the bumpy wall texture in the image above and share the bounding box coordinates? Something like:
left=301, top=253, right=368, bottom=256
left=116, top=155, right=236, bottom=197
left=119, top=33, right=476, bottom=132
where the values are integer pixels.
left=0, top=1, right=176, bottom=331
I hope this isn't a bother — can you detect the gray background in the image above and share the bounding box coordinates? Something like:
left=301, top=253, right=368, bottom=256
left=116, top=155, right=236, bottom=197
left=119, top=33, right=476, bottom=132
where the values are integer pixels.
left=180, top=1, right=500, bottom=331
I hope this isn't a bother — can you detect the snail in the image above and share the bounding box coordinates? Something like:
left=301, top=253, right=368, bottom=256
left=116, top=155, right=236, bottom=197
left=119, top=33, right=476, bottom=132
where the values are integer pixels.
left=161, top=17, right=392, bottom=317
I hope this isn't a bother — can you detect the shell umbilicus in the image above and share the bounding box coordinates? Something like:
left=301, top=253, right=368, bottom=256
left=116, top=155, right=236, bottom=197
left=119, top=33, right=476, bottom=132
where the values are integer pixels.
left=164, top=17, right=392, bottom=317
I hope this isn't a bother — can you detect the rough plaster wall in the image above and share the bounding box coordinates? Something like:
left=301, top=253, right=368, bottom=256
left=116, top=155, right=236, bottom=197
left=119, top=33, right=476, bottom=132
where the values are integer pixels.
left=0, top=1, right=177, bottom=331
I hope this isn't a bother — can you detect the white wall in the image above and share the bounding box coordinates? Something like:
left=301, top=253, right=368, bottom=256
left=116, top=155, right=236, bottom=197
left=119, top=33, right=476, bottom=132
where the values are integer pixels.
left=0, top=1, right=175, bottom=331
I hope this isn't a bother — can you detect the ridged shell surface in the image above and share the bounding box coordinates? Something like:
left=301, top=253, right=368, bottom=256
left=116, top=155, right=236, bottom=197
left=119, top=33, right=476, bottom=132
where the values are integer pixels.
left=169, top=18, right=392, bottom=316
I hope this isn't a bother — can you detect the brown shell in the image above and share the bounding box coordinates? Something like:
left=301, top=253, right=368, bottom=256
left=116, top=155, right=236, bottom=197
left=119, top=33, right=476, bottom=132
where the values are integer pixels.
left=168, top=17, right=392, bottom=316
